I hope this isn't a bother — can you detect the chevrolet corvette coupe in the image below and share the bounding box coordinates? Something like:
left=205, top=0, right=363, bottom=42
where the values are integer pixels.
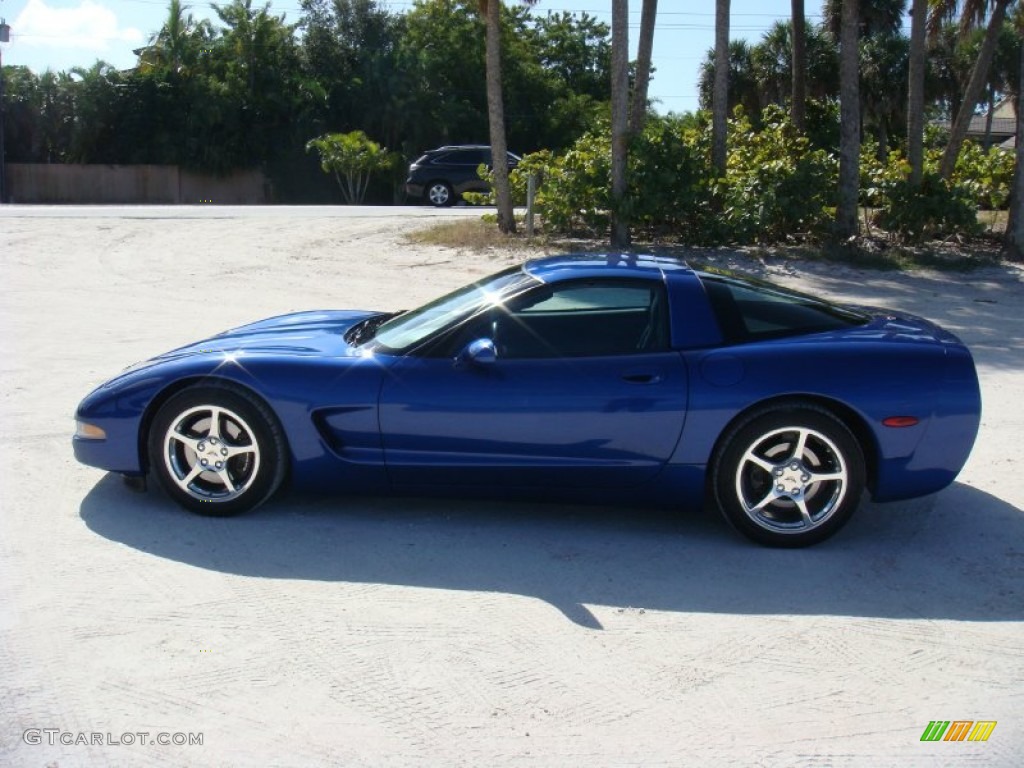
left=73, top=254, right=981, bottom=547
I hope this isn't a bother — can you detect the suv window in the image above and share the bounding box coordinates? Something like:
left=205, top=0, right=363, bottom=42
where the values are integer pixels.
left=445, top=149, right=490, bottom=165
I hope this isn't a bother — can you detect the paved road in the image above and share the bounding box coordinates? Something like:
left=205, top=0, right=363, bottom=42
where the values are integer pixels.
left=0, top=203, right=486, bottom=219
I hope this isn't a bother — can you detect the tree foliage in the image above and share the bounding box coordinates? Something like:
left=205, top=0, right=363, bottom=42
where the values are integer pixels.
left=2, top=0, right=1021, bottom=254
left=1, top=0, right=611, bottom=199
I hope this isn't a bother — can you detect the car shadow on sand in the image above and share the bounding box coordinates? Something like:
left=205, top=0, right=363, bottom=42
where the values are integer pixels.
left=80, top=476, right=1023, bottom=629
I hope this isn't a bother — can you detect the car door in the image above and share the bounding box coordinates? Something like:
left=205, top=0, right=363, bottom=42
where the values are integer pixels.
left=443, top=148, right=489, bottom=194
left=377, top=278, right=688, bottom=488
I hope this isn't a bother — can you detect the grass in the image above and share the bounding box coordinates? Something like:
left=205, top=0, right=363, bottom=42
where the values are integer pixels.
left=778, top=240, right=1003, bottom=272
left=406, top=217, right=548, bottom=252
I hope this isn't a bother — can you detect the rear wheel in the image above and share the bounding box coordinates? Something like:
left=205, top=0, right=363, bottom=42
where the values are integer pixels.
left=148, top=385, right=286, bottom=516
left=712, top=405, right=865, bottom=547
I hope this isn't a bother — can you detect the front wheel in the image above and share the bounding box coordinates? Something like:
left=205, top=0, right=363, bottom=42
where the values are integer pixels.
left=712, top=406, right=865, bottom=547
left=148, top=385, right=287, bottom=516
left=426, top=181, right=454, bottom=207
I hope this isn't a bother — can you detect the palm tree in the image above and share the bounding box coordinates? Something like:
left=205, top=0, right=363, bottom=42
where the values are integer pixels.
left=214, top=0, right=293, bottom=98
left=701, top=24, right=837, bottom=116
left=479, top=0, right=538, bottom=235
left=861, top=32, right=909, bottom=157
left=1005, top=9, right=1024, bottom=260
left=932, top=0, right=1016, bottom=178
left=480, top=0, right=514, bottom=233
left=906, top=0, right=928, bottom=186
left=712, top=0, right=731, bottom=176
left=835, top=0, right=861, bottom=239
left=698, top=40, right=758, bottom=115
left=699, top=40, right=763, bottom=116
left=824, top=0, right=904, bottom=37
left=610, top=0, right=630, bottom=247
left=629, top=0, right=658, bottom=136
left=140, top=0, right=212, bottom=76
left=791, top=0, right=807, bottom=131
left=607, top=0, right=658, bottom=247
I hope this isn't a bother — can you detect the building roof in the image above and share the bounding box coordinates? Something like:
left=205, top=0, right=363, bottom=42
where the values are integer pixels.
left=966, top=115, right=1017, bottom=139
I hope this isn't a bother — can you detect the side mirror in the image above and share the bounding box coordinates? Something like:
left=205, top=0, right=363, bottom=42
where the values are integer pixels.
left=456, top=338, right=497, bottom=368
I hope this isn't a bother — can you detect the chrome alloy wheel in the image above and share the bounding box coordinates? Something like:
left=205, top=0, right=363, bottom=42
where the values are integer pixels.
left=427, top=182, right=452, bottom=206
left=162, top=404, right=261, bottom=502
left=734, top=426, right=848, bottom=533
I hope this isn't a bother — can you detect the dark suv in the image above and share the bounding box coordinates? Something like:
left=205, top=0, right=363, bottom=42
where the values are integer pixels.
left=406, top=145, right=521, bottom=207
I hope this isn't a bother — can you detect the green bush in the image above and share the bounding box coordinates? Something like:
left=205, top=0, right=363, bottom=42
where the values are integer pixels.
left=518, top=108, right=836, bottom=245
left=952, top=140, right=1015, bottom=210
left=861, top=139, right=984, bottom=243
left=512, top=132, right=613, bottom=236
left=714, top=106, right=837, bottom=243
left=495, top=103, right=993, bottom=247
left=627, top=116, right=708, bottom=239
left=873, top=172, right=980, bottom=243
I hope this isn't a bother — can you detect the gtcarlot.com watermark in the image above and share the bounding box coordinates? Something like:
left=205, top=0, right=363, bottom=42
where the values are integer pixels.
left=23, top=729, right=203, bottom=747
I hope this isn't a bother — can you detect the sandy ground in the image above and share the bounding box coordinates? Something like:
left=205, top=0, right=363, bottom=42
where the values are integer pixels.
left=1, top=205, right=1022, bottom=767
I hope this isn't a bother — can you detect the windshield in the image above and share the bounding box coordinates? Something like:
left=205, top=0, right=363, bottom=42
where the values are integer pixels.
left=371, top=265, right=538, bottom=353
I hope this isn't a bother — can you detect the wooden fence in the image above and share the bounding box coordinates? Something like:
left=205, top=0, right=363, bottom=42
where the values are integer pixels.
left=6, top=164, right=270, bottom=204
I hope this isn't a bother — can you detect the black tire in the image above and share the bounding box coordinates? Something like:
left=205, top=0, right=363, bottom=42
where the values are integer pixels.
left=426, top=180, right=455, bottom=207
left=148, top=384, right=287, bottom=517
left=712, top=405, right=865, bottom=547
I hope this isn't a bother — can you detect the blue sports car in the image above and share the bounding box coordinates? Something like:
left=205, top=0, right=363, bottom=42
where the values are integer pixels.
left=73, top=254, right=981, bottom=547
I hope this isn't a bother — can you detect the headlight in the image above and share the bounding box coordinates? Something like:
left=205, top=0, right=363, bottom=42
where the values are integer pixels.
left=75, top=421, right=107, bottom=440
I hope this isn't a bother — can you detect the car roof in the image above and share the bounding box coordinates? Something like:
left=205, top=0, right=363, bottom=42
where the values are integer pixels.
left=522, top=253, right=693, bottom=283
left=429, top=145, right=491, bottom=152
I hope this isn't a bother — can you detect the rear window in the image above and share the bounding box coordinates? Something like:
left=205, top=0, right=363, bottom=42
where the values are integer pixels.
left=441, top=149, right=484, bottom=165
left=700, top=272, right=868, bottom=344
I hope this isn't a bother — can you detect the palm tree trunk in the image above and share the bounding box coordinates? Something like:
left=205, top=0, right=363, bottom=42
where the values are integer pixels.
left=907, top=0, right=927, bottom=187
left=483, top=0, right=515, bottom=234
left=629, top=0, right=658, bottom=137
left=939, top=0, right=1011, bottom=178
left=1005, top=37, right=1024, bottom=261
left=984, top=88, right=995, bottom=147
left=610, top=0, right=631, bottom=248
left=712, top=0, right=731, bottom=176
left=835, top=0, right=861, bottom=239
left=791, top=0, right=807, bottom=132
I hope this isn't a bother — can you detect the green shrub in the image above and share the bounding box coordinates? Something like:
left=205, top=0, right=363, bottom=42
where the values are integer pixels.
left=714, top=106, right=837, bottom=243
left=513, top=132, right=613, bottom=236
left=861, top=139, right=984, bottom=243
left=501, top=103, right=995, bottom=247
left=517, top=107, right=838, bottom=245
left=628, top=116, right=708, bottom=239
left=873, top=172, right=980, bottom=243
left=952, top=140, right=1015, bottom=210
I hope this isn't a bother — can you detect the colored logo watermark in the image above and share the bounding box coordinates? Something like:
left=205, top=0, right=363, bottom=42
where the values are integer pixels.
left=920, top=720, right=997, bottom=742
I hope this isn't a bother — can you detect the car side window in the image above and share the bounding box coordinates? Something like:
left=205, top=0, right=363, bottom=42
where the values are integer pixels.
left=452, top=149, right=489, bottom=166
left=702, top=275, right=868, bottom=344
left=437, top=280, right=668, bottom=359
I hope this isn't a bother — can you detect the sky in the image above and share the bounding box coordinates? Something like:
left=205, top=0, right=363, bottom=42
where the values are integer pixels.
left=0, top=0, right=840, bottom=115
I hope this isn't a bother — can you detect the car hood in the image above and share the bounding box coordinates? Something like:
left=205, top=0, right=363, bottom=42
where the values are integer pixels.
left=162, top=310, right=378, bottom=360
left=102, top=310, right=379, bottom=387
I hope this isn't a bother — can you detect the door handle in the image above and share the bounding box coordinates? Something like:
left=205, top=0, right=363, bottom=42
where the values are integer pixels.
left=622, top=372, right=662, bottom=384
